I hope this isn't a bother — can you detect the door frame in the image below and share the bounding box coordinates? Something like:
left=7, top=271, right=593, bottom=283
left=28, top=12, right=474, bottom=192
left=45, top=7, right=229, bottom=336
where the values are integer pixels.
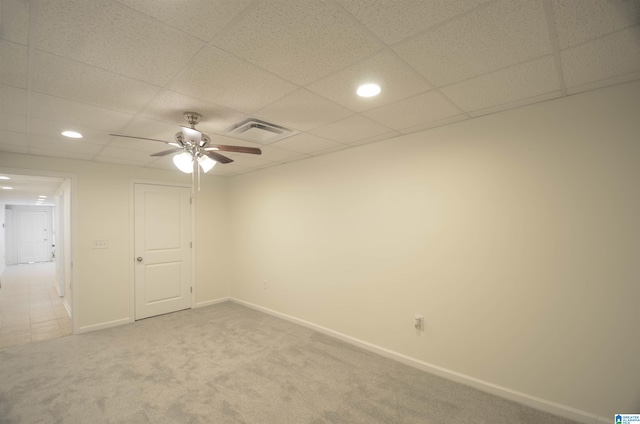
left=129, top=179, right=194, bottom=323
left=0, top=166, right=77, bottom=334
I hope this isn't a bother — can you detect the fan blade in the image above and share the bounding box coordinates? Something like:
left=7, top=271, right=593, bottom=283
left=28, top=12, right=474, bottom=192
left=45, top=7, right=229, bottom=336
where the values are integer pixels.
left=181, top=126, right=202, bottom=146
left=150, top=148, right=183, bottom=157
left=206, top=145, right=262, bottom=155
left=109, top=133, right=171, bottom=144
left=203, top=150, right=234, bottom=164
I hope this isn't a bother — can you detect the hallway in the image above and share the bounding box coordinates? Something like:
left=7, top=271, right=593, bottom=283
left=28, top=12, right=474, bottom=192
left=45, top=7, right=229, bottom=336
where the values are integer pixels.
left=0, top=262, right=72, bottom=349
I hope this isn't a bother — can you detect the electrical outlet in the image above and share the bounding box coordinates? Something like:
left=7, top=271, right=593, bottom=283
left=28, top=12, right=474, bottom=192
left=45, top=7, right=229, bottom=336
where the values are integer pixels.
left=92, top=240, right=109, bottom=249
left=414, top=314, right=424, bottom=331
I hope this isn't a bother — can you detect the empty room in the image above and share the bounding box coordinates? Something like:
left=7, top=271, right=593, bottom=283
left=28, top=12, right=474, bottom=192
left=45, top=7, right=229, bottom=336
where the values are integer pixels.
left=0, top=1, right=639, bottom=423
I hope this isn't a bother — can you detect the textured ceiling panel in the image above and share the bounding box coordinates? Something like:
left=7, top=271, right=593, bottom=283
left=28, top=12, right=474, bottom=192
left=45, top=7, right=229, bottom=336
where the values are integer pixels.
left=307, top=51, right=432, bottom=112
left=441, top=56, right=561, bottom=112
left=255, top=89, right=353, bottom=132
left=269, top=133, right=349, bottom=155
left=0, top=112, right=27, bottom=134
left=29, top=93, right=134, bottom=132
left=35, top=0, right=204, bottom=86
left=169, top=47, right=297, bottom=114
left=309, top=114, right=395, bottom=144
left=394, top=0, right=552, bottom=86
left=0, top=0, right=30, bottom=45
left=114, top=0, right=254, bottom=42
left=0, top=0, right=637, bottom=177
left=32, top=52, right=160, bottom=114
left=336, top=0, right=491, bottom=45
left=363, top=90, right=464, bottom=131
left=561, top=28, right=640, bottom=91
left=0, top=129, right=27, bottom=147
left=552, top=0, right=639, bottom=49
left=214, top=0, right=383, bottom=85
left=0, top=40, right=28, bottom=89
left=0, top=85, right=27, bottom=115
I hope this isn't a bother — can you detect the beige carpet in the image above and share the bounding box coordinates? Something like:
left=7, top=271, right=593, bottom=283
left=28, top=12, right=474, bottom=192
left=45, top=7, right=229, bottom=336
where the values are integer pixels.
left=0, top=302, right=579, bottom=423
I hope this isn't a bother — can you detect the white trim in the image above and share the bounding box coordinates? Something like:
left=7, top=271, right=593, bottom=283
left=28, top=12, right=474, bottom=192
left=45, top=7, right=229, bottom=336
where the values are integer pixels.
left=76, top=317, right=130, bottom=334
left=62, top=298, right=72, bottom=318
left=195, top=297, right=229, bottom=308
left=229, top=297, right=602, bottom=424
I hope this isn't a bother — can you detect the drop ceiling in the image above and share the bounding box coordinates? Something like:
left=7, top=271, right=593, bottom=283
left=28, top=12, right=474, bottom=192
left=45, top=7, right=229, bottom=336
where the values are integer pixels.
left=0, top=0, right=638, bottom=177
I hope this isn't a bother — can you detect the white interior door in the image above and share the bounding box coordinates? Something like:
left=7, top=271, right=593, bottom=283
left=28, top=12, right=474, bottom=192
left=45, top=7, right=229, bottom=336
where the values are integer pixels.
left=134, top=184, right=192, bottom=320
left=17, top=209, right=51, bottom=264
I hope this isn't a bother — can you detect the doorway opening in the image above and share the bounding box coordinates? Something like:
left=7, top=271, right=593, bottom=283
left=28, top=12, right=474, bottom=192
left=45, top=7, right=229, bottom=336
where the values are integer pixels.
left=0, top=173, right=73, bottom=349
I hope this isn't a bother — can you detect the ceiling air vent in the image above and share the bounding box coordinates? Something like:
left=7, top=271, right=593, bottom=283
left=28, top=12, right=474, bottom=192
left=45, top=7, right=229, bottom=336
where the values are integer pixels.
left=224, top=118, right=297, bottom=144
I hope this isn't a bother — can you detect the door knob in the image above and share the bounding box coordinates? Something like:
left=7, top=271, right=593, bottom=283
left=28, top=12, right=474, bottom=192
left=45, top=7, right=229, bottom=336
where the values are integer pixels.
left=136, top=257, right=143, bottom=262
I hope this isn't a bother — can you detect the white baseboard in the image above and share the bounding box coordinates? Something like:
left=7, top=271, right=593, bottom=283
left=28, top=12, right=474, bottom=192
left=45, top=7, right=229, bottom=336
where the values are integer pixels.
left=195, top=297, right=229, bottom=308
left=229, top=297, right=603, bottom=424
left=77, top=317, right=131, bottom=334
left=62, top=298, right=72, bottom=318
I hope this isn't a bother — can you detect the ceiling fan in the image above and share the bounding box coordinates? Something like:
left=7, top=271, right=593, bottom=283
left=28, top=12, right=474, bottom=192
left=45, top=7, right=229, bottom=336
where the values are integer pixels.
left=109, top=112, right=262, bottom=176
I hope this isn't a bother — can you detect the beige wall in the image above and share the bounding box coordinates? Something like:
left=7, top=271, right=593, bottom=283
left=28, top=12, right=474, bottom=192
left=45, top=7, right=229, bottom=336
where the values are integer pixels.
left=228, top=81, right=640, bottom=419
left=0, top=155, right=231, bottom=330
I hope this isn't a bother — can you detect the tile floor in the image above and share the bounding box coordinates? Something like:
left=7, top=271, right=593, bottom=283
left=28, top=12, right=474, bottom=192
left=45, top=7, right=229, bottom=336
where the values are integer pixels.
left=0, top=262, right=72, bottom=350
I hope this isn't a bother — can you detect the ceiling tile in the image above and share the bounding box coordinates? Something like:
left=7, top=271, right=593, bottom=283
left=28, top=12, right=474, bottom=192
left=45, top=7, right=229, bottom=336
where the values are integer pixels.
left=35, top=0, right=204, bottom=86
left=441, top=56, right=560, bottom=112
left=0, top=40, right=28, bottom=88
left=0, top=129, right=27, bottom=147
left=0, top=85, right=27, bottom=115
left=94, top=155, right=152, bottom=167
left=28, top=134, right=104, bottom=156
left=552, top=0, right=639, bottom=49
left=306, top=51, right=432, bottom=112
left=0, top=0, right=30, bottom=45
left=467, top=91, right=562, bottom=118
left=0, top=112, right=27, bottom=133
left=257, top=146, right=309, bottom=163
left=335, top=0, right=491, bottom=45
left=309, top=114, right=394, bottom=144
left=363, top=90, right=463, bottom=130
left=169, top=47, right=297, bottom=114
left=269, top=133, right=348, bottom=155
left=28, top=147, right=96, bottom=161
left=0, top=143, right=28, bottom=154
left=29, top=93, right=134, bottom=132
left=394, top=0, right=552, bottom=86
left=32, top=52, right=160, bottom=114
left=114, top=0, right=254, bottom=42
left=398, top=114, right=469, bottom=135
left=214, top=0, right=383, bottom=85
left=96, top=145, right=156, bottom=162
left=27, top=118, right=113, bottom=146
left=141, top=91, right=246, bottom=133
left=255, top=89, right=353, bottom=132
left=561, top=28, right=640, bottom=91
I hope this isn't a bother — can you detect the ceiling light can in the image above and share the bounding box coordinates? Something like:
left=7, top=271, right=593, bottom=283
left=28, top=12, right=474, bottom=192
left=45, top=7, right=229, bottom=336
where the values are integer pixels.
left=357, top=83, right=381, bottom=97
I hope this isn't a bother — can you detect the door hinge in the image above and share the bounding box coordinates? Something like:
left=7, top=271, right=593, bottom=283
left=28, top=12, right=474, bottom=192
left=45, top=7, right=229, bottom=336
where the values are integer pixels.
left=190, top=197, right=193, bottom=205
left=190, top=242, right=192, bottom=248
left=190, top=287, right=193, bottom=293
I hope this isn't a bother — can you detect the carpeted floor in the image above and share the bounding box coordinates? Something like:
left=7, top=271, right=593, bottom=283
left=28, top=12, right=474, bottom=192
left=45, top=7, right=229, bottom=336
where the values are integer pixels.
left=0, top=302, right=579, bottom=423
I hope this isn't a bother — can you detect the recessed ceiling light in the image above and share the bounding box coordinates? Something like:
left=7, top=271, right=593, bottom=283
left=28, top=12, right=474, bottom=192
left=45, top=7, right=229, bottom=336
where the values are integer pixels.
left=2, top=187, right=13, bottom=190
left=39, top=195, right=47, bottom=198
left=61, top=130, right=83, bottom=139
left=357, top=83, right=381, bottom=98
left=0, top=176, right=9, bottom=180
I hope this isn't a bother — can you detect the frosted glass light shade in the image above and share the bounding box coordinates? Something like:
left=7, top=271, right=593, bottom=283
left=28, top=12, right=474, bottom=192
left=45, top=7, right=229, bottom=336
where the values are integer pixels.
left=198, top=155, right=216, bottom=173
left=173, top=152, right=194, bottom=173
